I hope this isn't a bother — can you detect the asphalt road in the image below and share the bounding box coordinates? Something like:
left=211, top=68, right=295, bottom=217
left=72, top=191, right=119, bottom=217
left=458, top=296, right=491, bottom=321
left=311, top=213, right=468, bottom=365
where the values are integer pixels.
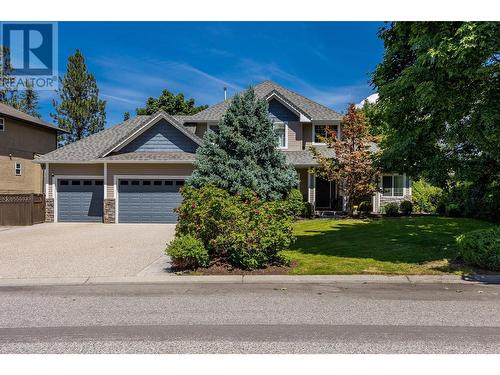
left=0, top=282, right=499, bottom=353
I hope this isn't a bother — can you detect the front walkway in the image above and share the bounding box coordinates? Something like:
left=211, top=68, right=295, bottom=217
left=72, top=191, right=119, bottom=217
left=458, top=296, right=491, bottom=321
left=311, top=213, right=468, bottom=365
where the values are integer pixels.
left=0, top=223, right=175, bottom=278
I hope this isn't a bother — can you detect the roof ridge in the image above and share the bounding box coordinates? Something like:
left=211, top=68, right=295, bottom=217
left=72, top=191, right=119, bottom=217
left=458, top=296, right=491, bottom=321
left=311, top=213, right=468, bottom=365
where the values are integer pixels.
left=263, top=80, right=342, bottom=117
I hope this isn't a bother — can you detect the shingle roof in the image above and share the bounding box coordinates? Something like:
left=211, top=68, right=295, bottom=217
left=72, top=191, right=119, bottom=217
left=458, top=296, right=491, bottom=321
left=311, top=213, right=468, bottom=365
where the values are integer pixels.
left=35, top=80, right=345, bottom=164
left=283, top=147, right=336, bottom=166
left=0, top=102, right=67, bottom=133
left=183, top=80, right=342, bottom=122
left=104, top=151, right=196, bottom=162
left=36, top=116, right=152, bottom=162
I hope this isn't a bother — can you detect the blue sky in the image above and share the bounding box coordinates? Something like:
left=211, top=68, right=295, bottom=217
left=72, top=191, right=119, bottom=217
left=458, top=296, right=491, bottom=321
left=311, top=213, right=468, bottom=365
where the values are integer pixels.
left=39, top=22, right=385, bottom=126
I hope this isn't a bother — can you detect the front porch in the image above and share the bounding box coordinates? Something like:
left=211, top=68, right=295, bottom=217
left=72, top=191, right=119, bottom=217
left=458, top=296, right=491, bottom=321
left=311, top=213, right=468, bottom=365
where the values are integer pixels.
left=299, top=169, right=345, bottom=215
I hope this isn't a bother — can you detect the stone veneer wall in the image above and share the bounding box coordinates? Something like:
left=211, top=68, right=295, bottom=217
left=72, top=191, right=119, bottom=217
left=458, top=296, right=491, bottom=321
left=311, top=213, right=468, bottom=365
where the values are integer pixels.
left=45, top=198, right=54, bottom=222
left=103, top=199, right=116, bottom=224
left=379, top=195, right=412, bottom=211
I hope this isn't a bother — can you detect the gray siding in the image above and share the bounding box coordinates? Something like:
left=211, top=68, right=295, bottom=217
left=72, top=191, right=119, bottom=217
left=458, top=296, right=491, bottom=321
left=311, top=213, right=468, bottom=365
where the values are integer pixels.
left=121, top=119, right=198, bottom=153
left=268, top=99, right=299, bottom=123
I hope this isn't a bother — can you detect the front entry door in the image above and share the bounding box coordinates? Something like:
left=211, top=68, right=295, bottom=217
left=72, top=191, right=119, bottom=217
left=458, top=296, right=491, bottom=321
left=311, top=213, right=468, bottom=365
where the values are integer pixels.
left=316, top=177, right=333, bottom=209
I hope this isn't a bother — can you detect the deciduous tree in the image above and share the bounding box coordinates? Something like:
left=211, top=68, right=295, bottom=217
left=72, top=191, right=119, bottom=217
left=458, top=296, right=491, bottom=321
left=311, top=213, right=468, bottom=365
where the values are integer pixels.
left=136, top=89, right=207, bottom=116
left=311, top=104, right=379, bottom=214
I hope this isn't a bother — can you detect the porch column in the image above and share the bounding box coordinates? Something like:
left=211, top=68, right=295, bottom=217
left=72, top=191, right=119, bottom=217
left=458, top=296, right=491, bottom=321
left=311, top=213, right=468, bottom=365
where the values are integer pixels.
left=307, top=172, right=315, bottom=208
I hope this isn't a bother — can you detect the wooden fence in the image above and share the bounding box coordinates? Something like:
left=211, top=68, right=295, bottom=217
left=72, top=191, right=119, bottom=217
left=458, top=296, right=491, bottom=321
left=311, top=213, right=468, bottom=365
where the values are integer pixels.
left=0, top=194, right=45, bottom=226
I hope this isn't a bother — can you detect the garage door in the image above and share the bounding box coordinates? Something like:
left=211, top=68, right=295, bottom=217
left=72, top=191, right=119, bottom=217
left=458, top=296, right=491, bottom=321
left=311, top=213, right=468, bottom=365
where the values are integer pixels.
left=118, top=179, right=184, bottom=223
left=57, top=179, right=104, bottom=222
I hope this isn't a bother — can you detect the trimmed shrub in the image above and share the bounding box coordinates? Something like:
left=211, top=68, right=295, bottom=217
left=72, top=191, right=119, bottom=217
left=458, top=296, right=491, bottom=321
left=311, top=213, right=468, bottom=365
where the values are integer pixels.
left=400, top=200, right=413, bottom=216
left=457, top=227, right=500, bottom=271
left=302, top=202, right=314, bottom=218
left=166, top=235, right=209, bottom=270
left=358, top=201, right=371, bottom=213
left=383, top=202, right=399, bottom=217
left=286, top=188, right=306, bottom=218
left=412, top=180, right=443, bottom=213
left=446, top=203, right=461, bottom=217
left=175, top=185, right=295, bottom=269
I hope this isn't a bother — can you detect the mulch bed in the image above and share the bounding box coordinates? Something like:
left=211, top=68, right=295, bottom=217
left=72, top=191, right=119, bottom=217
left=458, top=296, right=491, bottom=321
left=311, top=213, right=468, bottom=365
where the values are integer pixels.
left=173, top=258, right=297, bottom=275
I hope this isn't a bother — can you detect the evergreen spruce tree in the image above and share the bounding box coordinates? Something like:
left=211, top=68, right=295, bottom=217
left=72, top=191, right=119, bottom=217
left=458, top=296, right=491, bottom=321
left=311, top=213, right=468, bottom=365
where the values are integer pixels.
left=51, top=49, right=106, bottom=144
left=0, top=45, right=20, bottom=108
left=19, top=81, right=41, bottom=118
left=189, top=88, right=297, bottom=201
left=123, top=111, right=130, bottom=121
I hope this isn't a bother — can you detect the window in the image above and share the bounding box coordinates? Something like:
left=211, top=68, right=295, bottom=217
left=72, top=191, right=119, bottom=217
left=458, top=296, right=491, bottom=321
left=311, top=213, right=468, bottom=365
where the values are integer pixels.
left=0, top=118, right=4, bottom=131
left=120, top=180, right=129, bottom=185
left=142, top=180, right=151, bottom=185
left=14, top=162, right=21, bottom=176
left=165, top=181, right=173, bottom=185
left=131, top=180, right=140, bottom=185
left=313, top=124, right=338, bottom=144
left=71, top=180, right=80, bottom=185
left=382, top=175, right=404, bottom=197
left=273, top=122, right=287, bottom=148
left=95, top=180, right=103, bottom=185
left=207, top=124, right=220, bottom=134
left=153, top=180, right=162, bottom=186
left=175, top=180, right=185, bottom=186
left=60, top=180, right=69, bottom=186
left=83, top=180, right=92, bottom=186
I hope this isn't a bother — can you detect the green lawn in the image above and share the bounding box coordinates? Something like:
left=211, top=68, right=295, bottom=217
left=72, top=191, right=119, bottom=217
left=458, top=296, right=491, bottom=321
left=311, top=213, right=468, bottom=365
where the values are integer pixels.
left=284, top=217, right=494, bottom=275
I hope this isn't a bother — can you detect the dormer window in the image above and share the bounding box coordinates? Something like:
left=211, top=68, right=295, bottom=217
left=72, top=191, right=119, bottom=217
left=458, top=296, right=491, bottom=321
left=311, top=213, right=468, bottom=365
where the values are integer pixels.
left=273, top=122, right=287, bottom=149
left=0, top=117, right=4, bottom=131
left=313, top=124, right=338, bottom=144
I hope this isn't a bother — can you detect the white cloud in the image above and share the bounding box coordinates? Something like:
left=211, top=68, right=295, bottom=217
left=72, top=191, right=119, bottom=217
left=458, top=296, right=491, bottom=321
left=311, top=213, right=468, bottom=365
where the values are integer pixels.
left=355, top=93, right=379, bottom=108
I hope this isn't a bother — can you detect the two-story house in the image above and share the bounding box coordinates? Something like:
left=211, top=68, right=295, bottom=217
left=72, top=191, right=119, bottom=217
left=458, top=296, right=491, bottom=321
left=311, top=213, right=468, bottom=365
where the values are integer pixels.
left=0, top=102, right=66, bottom=194
left=35, top=80, right=411, bottom=223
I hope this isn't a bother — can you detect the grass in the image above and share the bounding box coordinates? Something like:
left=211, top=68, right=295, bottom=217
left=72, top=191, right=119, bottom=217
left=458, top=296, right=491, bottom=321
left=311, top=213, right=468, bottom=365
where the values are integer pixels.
left=283, top=217, right=494, bottom=275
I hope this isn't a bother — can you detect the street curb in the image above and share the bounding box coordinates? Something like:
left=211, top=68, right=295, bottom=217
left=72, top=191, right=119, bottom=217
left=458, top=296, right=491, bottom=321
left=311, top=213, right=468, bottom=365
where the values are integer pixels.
left=0, top=274, right=498, bottom=287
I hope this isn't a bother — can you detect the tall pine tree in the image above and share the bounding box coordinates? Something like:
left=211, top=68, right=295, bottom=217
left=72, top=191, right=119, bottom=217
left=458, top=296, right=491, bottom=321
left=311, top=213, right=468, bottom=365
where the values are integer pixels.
left=51, top=49, right=106, bottom=144
left=189, top=88, right=297, bottom=201
left=19, top=81, right=40, bottom=118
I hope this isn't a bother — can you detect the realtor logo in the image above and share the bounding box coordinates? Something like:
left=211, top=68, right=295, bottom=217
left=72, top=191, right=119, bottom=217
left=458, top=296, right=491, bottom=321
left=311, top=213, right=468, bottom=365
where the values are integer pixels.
left=1, top=22, right=58, bottom=90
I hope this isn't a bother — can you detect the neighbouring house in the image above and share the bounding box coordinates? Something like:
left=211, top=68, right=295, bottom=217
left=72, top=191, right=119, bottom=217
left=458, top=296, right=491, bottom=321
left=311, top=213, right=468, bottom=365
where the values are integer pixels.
left=0, top=102, right=67, bottom=194
left=35, top=80, right=411, bottom=223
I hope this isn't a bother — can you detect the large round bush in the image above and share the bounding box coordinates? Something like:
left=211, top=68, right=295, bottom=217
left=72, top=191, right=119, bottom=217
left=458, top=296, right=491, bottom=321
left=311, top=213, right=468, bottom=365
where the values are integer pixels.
left=383, top=202, right=399, bottom=217
left=399, top=200, right=413, bottom=216
left=175, top=185, right=296, bottom=269
left=456, top=227, right=500, bottom=271
left=166, top=235, right=209, bottom=270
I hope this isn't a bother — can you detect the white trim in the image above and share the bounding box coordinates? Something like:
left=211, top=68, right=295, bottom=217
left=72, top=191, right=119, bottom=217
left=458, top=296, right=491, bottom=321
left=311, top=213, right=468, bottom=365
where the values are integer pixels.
left=312, top=123, right=339, bottom=145
left=44, top=163, right=49, bottom=198
left=53, top=175, right=104, bottom=223
left=265, top=92, right=311, bottom=122
left=113, top=174, right=189, bottom=224
left=34, top=159, right=196, bottom=164
left=14, top=162, right=22, bottom=176
left=103, top=112, right=202, bottom=157
left=0, top=117, right=5, bottom=131
left=381, top=173, right=406, bottom=197
left=103, top=163, right=108, bottom=199
left=273, top=121, right=288, bottom=149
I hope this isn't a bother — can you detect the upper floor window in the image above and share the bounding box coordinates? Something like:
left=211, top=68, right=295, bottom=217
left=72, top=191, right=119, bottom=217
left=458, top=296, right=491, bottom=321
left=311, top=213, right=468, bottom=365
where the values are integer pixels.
left=207, top=124, right=220, bottom=134
left=313, top=124, right=338, bottom=144
left=15, top=162, right=22, bottom=176
left=0, top=118, right=4, bottom=131
left=274, top=122, right=287, bottom=149
left=382, top=174, right=404, bottom=197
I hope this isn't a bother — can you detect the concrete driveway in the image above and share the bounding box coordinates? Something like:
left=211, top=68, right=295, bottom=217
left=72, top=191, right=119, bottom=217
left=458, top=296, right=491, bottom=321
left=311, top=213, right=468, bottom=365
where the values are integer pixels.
left=0, top=224, right=175, bottom=278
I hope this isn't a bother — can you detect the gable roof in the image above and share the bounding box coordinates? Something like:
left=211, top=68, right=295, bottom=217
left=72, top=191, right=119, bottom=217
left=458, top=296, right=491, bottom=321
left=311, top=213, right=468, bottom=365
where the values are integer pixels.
left=36, top=113, right=202, bottom=163
left=0, top=102, right=67, bottom=133
left=183, top=80, right=342, bottom=123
